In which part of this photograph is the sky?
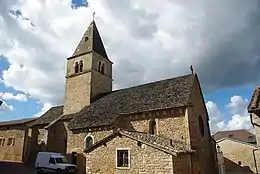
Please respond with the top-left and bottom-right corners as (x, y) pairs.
(0, 0), (259, 134)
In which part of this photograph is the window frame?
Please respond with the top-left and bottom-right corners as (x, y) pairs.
(84, 135), (94, 150)
(101, 63), (105, 74)
(149, 119), (157, 135)
(49, 157), (56, 164)
(0, 138), (5, 146)
(97, 61), (102, 72)
(79, 60), (84, 72)
(116, 148), (130, 169)
(7, 137), (15, 146)
(74, 62), (79, 73)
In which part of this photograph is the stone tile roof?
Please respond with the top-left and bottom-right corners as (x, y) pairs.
(248, 87), (260, 112)
(70, 21), (109, 60)
(85, 129), (193, 155)
(68, 74), (195, 130)
(0, 118), (37, 127)
(212, 129), (256, 144)
(30, 105), (63, 127)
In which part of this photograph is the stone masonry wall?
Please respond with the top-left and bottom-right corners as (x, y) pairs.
(92, 52), (112, 78)
(65, 121), (114, 174)
(0, 126), (26, 162)
(118, 108), (189, 145)
(157, 115), (190, 145)
(188, 77), (218, 174)
(65, 122), (113, 154)
(217, 139), (260, 173)
(85, 136), (174, 174)
(91, 70), (112, 101)
(63, 73), (92, 115)
(66, 53), (92, 76)
(251, 113), (260, 147)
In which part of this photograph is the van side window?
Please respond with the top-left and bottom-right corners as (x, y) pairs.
(49, 157), (55, 164)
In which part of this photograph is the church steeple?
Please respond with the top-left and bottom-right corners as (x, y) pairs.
(72, 20), (109, 59)
(63, 20), (113, 115)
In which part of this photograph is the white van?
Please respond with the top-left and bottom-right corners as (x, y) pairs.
(35, 152), (77, 174)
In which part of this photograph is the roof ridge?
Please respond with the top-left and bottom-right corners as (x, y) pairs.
(216, 137), (257, 147)
(113, 73), (195, 92)
(214, 129), (253, 134)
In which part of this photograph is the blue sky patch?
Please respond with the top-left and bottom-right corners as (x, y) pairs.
(71, 0), (88, 9)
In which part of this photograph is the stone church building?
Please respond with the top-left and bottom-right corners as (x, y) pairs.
(0, 20), (218, 174)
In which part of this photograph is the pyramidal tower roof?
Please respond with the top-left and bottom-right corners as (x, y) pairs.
(71, 20), (109, 59)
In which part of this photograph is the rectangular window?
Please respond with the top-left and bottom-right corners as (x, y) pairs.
(49, 157), (56, 164)
(117, 150), (129, 167)
(7, 138), (15, 146)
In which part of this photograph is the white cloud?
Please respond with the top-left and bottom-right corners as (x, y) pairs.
(206, 95), (252, 134)
(0, 100), (14, 113)
(206, 101), (226, 133)
(0, 0), (259, 116)
(0, 92), (27, 101)
(33, 102), (52, 117)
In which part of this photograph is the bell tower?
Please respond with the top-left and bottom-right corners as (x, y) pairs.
(63, 20), (113, 115)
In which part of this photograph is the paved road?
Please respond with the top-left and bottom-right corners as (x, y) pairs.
(0, 162), (36, 174)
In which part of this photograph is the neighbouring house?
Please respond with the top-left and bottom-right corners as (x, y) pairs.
(248, 87), (260, 146)
(213, 129), (256, 145)
(0, 118), (36, 163)
(0, 20), (219, 174)
(214, 133), (260, 174)
(214, 87), (260, 174)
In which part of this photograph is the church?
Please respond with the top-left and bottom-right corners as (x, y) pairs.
(0, 20), (218, 174)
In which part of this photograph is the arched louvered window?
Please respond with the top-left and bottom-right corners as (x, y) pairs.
(75, 62), (79, 73)
(98, 61), (102, 72)
(79, 60), (84, 72)
(101, 63), (105, 74)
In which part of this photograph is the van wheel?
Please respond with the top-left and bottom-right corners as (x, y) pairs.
(36, 167), (42, 174)
(56, 169), (62, 174)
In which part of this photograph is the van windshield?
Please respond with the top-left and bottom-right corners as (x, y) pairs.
(55, 157), (68, 164)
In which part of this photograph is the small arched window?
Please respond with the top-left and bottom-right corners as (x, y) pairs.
(84, 136), (94, 149)
(79, 60), (84, 72)
(101, 63), (105, 74)
(74, 62), (79, 73)
(98, 61), (101, 72)
(149, 119), (157, 135)
(198, 116), (204, 137)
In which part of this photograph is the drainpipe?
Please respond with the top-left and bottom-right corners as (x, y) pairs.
(253, 148), (259, 174)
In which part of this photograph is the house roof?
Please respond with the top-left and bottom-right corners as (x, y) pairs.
(68, 74), (196, 130)
(0, 118), (37, 127)
(216, 137), (257, 147)
(85, 129), (193, 155)
(213, 129), (256, 144)
(30, 105), (63, 127)
(69, 20), (109, 60)
(248, 87), (260, 112)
